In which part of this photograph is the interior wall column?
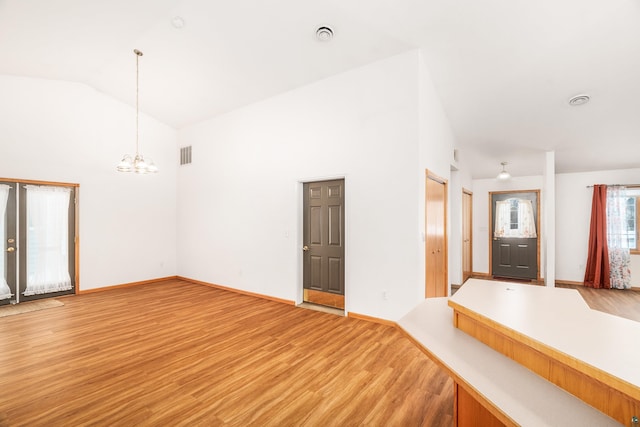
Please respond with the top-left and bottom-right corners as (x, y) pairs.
(543, 151), (556, 286)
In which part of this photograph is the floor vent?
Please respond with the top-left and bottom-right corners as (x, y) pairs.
(180, 146), (192, 165)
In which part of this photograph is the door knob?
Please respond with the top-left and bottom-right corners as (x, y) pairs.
(302, 245), (309, 252)
(7, 247), (15, 252)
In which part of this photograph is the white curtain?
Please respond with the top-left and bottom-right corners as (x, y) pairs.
(0, 184), (12, 300)
(607, 185), (631, 289)
(23, 185), (72, 296)
(494, 198), (537, 238)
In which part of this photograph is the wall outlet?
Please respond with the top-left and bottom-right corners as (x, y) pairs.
(382, 290), (388, 300)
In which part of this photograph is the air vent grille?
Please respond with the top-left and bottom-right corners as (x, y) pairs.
(180, 146), (192, 165)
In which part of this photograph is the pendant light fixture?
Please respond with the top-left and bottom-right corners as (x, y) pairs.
(497, 162), (511, 180)
(117, 49), (158, 174)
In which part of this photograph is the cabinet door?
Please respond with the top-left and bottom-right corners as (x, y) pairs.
(455, 383), (505, 427)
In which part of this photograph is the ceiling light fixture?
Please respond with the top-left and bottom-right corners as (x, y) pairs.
(497, 162), (511, 180)
(568, 94), (590, 106)
(117, 49), (158, 174)
(316, 26), (334, 42)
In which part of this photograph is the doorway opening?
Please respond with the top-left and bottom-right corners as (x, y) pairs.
(1, 179), (78, 306)
(425, 171), (448, 298)
(462, 189), (473, 284)
(489, 190), (540, 281)
(301, 179), (345, 310)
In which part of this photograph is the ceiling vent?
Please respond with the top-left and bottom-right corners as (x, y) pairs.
(180, 146), (192, 165)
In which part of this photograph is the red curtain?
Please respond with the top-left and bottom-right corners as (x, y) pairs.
(584, 185), (610, 288)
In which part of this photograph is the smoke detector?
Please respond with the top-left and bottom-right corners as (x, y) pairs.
(171, 16), (185, 29)
(316, 26), (334, 42)
(568, 94), (590, 106)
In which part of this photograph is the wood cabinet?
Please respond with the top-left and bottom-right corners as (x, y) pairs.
(455, 384), (504, 427)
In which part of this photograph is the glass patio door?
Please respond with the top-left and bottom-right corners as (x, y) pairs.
(0, 180), (76, 304)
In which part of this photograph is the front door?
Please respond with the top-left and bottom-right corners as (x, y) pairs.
(303, 179), (345, 309)
(491, 191), (539, 280)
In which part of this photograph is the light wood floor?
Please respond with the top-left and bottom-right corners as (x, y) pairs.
(0, 280), (453, 426)
(558, 284), (640, 322)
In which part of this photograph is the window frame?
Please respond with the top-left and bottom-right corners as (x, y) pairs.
(632, 194), (640, 254)
(627, 186), (640, 255)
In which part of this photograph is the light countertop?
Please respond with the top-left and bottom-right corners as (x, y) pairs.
(448, 279), (640, 394)
(398, 296), (621, 426)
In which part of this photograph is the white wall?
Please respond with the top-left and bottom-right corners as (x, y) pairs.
(543, 151), (556, 286)
(177, 50), (456, 320)
(471, 175), (544, 276)
(556, 168), (640, 287)
(0, 75), (178, 290)
(418, 52), (460, 291)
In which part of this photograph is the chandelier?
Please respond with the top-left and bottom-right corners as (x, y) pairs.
(117, 49), (158, 174)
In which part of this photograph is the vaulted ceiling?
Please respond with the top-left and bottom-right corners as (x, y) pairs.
(1, 0), (639, 178)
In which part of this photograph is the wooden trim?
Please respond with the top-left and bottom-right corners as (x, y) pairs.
(2, 177), (81, 296)
(488, 189), (541, 281)
(74, 187), (80, 294)
(347, 312), (396, 327)
(397, 325), (517, 427)
(553, 279), (640, 290)
(77, 276), (179, 294)
(449, 301), (640, 424)
(426, 170), (448, 185)
(555, 279), (585, 286)
(178, 276), (296, 305)
(0, 177), (79, 187)
(471, 272), (492, 279)
(489, 188), (541, 195)
(462, 189), (473, 284)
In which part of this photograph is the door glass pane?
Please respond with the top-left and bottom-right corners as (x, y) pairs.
(23, 185), (73, 296)
(0, 184), (11, 300)
(494, 198), (537, 238)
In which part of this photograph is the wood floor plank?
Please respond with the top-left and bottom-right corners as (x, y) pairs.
(0, 280), (453, 426)
(4, 279), (634, 426)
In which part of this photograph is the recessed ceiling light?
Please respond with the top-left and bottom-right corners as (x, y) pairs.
(568, 94), (590, 106)
(316, 26), (334, 42)
(171, 16), (185, 29)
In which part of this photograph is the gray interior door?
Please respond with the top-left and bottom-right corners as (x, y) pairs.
(491, 191), (538, 280)
(1, 181), (17, 305)
(303, 179), (345, 308)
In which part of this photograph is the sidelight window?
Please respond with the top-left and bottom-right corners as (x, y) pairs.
(612, 187), (640, 252)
